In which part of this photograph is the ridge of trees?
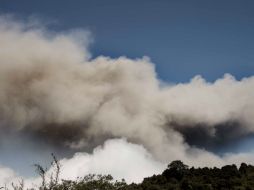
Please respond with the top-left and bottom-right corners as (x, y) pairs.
(4, 158), (254, 190)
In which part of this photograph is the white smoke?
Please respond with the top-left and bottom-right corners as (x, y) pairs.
(1, 15), (254, 186)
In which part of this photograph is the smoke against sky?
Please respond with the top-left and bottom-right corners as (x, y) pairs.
(0, 16), (254, 186)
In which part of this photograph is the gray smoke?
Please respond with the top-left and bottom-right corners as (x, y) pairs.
(172, 121), (247, 153)
(0, 16), (254, 170)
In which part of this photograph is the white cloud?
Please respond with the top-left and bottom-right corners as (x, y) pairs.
(1, 139), (165, 187)
(57, 139), (165, 183)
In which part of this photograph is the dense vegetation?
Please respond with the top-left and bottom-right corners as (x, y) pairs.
(7, 159), (254, 190)
(133, 161), (254, 190)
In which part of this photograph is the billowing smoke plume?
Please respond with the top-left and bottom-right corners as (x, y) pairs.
(1, 16), (254, 185)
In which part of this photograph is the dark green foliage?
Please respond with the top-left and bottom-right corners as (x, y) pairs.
(162, 160), (189, 181)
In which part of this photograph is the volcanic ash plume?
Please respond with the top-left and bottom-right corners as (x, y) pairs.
(1, 16), (254, 185)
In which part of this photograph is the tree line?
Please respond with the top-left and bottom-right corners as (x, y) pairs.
(5, 158), (254, 190)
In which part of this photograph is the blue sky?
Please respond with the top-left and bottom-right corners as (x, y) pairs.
(1, 0), (254, 82)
